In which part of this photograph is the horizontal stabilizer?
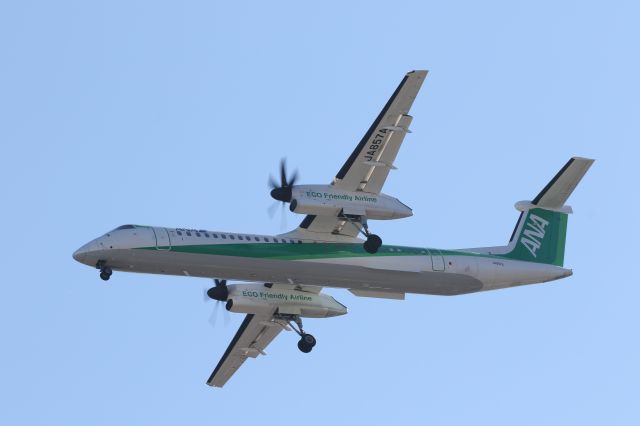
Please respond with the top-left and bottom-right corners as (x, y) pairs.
(532, 157), (594, 209)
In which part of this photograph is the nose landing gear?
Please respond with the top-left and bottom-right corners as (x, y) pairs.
(96, 261), (112, 281)
(99, 268), (112, 281)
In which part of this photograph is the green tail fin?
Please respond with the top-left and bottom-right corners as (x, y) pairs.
(504, 208), (568, 266)
(502, 157), (594, 267)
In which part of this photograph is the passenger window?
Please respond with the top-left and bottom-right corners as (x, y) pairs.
(186, 231), (192, 236)
(177, 230), (182, 236)
(246, 236), (251, 241)
(213, 234), (218, 238)
(196, 232), (201, 237)
(238, 235), (243, 240)
(204, 233), (210, 238)
(221, 234), (227, 239)
(264, 238), (270, 242)
(230, 235), (235, 240)
(290, 240), (295, 244)
(254, 236), (260, 241)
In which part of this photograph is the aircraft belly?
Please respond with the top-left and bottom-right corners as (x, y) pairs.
(303, 255), (426, 272)
(103, 250), (484, 296)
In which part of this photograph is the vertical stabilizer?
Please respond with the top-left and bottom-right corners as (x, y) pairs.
(504, 157), (594, 266)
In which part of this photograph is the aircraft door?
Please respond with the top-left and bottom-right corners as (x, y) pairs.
(428, 249), (445, 271)
(152, 227), (172, 250)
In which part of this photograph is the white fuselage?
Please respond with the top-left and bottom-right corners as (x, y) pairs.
(73, 225), (572, 296)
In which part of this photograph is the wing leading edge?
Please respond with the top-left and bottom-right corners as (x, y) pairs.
(207, 311), (285, 388)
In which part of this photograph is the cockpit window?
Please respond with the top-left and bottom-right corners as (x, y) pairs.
(113, 225), (135, 231)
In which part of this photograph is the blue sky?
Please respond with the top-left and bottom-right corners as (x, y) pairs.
(1, 1), (638, 424)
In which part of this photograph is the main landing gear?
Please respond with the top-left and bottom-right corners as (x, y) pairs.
(341, 214), (383, 254)
(280, 314), (317, 353)
(96, 261), (112, 281)
(363, 234), (382, 254)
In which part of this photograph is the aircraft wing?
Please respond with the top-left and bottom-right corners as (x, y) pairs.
(292, 71), (427, 239)
(207, 311), (286, 388)
(332, 70), (427, 194)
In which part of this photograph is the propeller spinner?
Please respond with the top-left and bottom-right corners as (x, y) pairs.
(206, 279), (228, 302)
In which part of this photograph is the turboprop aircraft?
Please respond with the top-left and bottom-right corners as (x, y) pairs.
(73, 70), (594, 388)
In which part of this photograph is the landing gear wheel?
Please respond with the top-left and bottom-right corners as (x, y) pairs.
(363, 234), (382, 254)
(301, 333), (316, 347)
(99, 266), (112, 281)
(297, 339), (313, 353)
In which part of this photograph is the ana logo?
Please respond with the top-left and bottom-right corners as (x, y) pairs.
(520, 214), (549, 257)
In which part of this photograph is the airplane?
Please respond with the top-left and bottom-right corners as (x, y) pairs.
(73, 70), (594, 388)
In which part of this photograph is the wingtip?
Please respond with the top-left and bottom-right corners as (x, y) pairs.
(571, 156), (595, 163)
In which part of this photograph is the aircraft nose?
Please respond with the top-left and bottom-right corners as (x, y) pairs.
(72, 245), (88, 262)
(73, 241), (98, 263)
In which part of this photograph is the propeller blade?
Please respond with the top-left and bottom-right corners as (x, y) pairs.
(208, 301), (220, 327)
(288, 169), (299, 187)
(268, 200), (280, 219)
(280, 202), (287, 231)
(223, 305), (231, 327)
(268, 174), (279, 190)
(280, 158), (287, 187)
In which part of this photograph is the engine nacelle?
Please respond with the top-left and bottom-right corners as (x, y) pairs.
(289, 185), (412, 220)
(225, 298), (273, 316)
(225, 284), (347, 318)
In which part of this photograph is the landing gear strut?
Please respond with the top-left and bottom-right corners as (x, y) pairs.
(279, 314), (317, 353)
(96, 261), (112, 281)
(341, 214), (383, 254)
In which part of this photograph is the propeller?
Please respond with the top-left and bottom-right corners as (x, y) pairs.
(206, 279), (228, 302)
(268, 158), (298, 230)
(269, 158), (298, 203)
(204, 279), (230, 327)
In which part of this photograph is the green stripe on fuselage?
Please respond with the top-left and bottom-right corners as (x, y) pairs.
(136, 242), (501, 261)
